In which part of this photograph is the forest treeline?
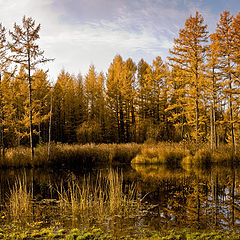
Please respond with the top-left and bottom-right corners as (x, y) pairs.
(1, 10), (240, 153)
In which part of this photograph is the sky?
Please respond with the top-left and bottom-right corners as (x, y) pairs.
(0, 0), (240, 81)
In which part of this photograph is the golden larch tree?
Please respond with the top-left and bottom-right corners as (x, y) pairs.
(168, 11), (208, 144)
(8, 16), (53, 160)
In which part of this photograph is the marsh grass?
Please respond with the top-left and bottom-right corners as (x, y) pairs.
(2, 142), (240, 168)
(132, 142), (240, 166)
(8, 174), (32, 221)
(2, 143), (141, 168)
(57, 169), (140, 223)
(181, 143), (240, 166)
(132, 142), (189, 165)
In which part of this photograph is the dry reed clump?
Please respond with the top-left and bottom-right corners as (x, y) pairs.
(132, 142), (189, 165)
(181, 143), (240, 166)
(4, 147), (31, 167)
(57, 169), (140, 222)
(1, 143), (141, 168)
(8, 175), (32, 221)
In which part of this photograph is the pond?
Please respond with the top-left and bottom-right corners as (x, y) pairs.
(0, 163), (240, 236)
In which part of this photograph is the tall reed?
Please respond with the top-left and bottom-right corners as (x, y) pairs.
(57, 169), (140, 222)
(8, 174), (32, 221)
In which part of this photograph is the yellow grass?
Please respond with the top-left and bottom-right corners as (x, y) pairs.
(8, 174), (32, 221)
(57, 169), (140, 222)
(132, 142), (189, 165)
(2, 142), (240, 168)
(2, 143), (141, 168)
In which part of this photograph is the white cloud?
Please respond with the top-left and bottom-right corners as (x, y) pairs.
(0, 0), (224, 81)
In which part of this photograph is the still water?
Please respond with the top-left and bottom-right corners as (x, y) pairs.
(0, 163), (240, 234)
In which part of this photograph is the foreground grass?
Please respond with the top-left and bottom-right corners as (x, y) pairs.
(1, 227), (240, 239)
(57, 169), (140, 222)
(2, 142), (240, 168)
(4, 169), (141, 227)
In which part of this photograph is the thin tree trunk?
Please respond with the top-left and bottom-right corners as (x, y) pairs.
(126, 102), (130, 142)
(195, 53), (199, 147)
(211, 67), (217, 151)
(195, 99), (199, 145)
(229, 94), (235, 154)
(28, 50), (34, 161)
(210, 103), (217, 152)
(210, 105), (214, 151)
(228, 67), (235, 154)
(119, 94), (125, 143)
(131, 100), (136, 142)
(48, 90), (53, 161)
(213, 99), (217, 150)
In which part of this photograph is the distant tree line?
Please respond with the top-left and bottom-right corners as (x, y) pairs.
(1, 10), (240, 156)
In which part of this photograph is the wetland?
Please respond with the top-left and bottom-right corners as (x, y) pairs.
(1, 152), (240, 239)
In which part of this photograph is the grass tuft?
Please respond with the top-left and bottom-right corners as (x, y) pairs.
(132, 142), (189, 165)
(8, 174), (32, 221)
(57, 169), (140, 222)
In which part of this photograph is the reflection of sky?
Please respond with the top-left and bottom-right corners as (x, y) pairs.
(0, 0), (240, 80)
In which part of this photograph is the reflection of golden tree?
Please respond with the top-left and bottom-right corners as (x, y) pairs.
(166, 174), (210, 227)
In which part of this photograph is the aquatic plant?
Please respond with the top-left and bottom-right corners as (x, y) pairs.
(57, 169), (140, 222)
(8, 174), (32, 221)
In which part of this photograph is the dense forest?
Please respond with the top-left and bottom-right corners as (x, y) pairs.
(0, 10), (240, 154)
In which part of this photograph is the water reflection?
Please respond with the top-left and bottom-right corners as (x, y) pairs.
(0, 164), (240, 233)
(131, 164), (240, 230)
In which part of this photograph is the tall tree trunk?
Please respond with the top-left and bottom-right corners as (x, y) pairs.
(48, 90), (53, 161)
(195, 65), (199, 146)
(228, 62), (235, 153)
(126, 104), (130, 142)
(210, 104), (217, 152)
(213, 99), (217, 150)
(131, 100), (136, 142)
(28, 50), (34, 161)
(210, 105), (213, 151)
(229, 81), (235, 154)
(119, 94), (125, 143)
(195, 99), (199, 145)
